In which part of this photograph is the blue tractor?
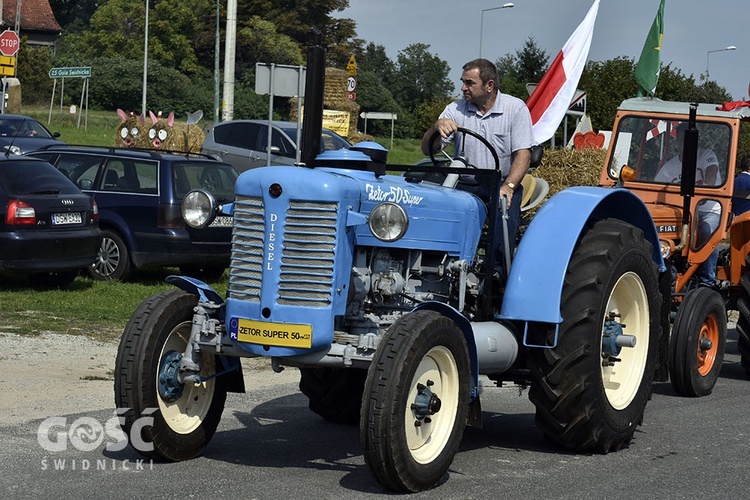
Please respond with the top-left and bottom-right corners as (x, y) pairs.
(114, 37), (666, 492)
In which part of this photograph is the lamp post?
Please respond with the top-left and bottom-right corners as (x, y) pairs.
(142, 0), (149, 116)
(706, 45), (736, 81)
(479, 3), (514, 59)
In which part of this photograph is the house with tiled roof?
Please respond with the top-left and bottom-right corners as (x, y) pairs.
(2, 0), (61, 48)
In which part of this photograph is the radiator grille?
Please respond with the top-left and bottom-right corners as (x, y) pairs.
(278, 201), (337, 307)
(228, 196), (338, 307)
(228, 196), (264, 301)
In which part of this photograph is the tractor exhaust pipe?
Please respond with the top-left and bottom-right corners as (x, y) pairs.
(300, 27), (326, 168)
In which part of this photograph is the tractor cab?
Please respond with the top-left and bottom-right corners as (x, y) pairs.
(599, 98), (750, 294)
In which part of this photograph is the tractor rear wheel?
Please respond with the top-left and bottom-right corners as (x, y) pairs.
(361, 310), (469, 492)
(668, 287), (726, 396)
(736, 259), (750, 376)
(528, 218), (661, 452)
(299, 367), (367, 425)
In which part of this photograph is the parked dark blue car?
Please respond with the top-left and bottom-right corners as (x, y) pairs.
(0, 155), (101, 287)
(28, 146), (238, 281)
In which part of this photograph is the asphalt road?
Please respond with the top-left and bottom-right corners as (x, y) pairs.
(2, 326), (749, 500)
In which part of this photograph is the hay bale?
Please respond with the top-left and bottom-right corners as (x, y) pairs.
(115, 109), (145, 148)
(522, 148), (606, 222)
(115, 110), (204, 153)
(534, 148), (606, 195)
(290, 67), (361, 140)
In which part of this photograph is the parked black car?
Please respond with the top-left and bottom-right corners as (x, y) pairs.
(0, 114), (64, 154)
(0, 155), (101, 287)
(28, 146), (238, 282)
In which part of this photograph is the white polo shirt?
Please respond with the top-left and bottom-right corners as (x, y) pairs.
(439, 92), (535, 178)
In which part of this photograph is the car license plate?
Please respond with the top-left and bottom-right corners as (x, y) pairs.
(234, 318), (312, 348)
(52, 212), (82, 225)
(209, 216), (233, 227)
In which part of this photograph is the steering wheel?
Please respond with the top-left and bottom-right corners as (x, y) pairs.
(427, 126), (500, 172)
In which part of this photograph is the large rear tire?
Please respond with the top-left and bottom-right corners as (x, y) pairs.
(114, 290), (227, 461)
(735, 259), (750, 376)
(299, 367), (367, 425)
(528, 219), (661, 452)
(361, 310), (470, 492)
(669, 287), (726, 396)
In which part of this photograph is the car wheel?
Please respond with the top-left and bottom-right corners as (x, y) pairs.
(88, 229), (131, 281)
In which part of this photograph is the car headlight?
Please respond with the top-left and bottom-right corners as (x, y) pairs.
(368, 202), (408, 242)
(182, 189), (217, 229)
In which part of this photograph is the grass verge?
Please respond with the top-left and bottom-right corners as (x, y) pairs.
(0, 270), (228, 342)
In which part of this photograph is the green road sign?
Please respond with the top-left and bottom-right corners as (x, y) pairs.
(49, 67), (92, 79)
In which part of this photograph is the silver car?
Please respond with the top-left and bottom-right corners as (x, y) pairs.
(201, 119), (351, 172)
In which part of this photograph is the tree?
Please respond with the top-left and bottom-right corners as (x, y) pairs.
(56, 0), (208, 73)
(17, 40), (54, 104)
(392, 43), (453, 111)
(358, 43), (396, 89)
(237, 0), (354, 55)
(495, 37), (549, 99)
(234, 16), (305, 74)
(48, 0), (99, 33)
(579, 57), (638, 131)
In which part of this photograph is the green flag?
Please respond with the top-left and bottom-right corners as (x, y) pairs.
(635, 0), (665, 97)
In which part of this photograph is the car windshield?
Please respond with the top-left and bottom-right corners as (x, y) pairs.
(0, 160), (80, 195)
(606, 116), (731, 187)
(171, 161), (238, 201)
(0, 118), (54, 139)
(278, 125), (351, 152)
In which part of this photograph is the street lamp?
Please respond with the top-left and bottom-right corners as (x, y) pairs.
(142, 0), (149, 116)
(706, 45), (736, 80)
(479, 3), (514, 59)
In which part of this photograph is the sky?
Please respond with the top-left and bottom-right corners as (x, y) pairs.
(335, 0), (749, 103)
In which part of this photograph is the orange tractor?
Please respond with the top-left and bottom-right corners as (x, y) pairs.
(600, 98), (750, 396)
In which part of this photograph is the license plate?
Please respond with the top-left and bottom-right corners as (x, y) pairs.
(52, 212), (82, 225)
(209, 216), (233, 227)
(234, 318), (312, 348)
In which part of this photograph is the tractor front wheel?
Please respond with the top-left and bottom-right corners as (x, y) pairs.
(669, 287), (726, 396)
(114, 290), (227, 461)
(360, 310), (470, 492)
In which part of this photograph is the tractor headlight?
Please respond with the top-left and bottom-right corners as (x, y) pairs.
(182, 189), (217, 229)
(369, 202), (408, 242)
(659, 239), (673, 259)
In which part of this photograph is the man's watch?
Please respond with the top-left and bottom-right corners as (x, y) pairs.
(504, 182), (516, 190)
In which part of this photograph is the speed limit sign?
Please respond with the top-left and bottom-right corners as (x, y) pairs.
(346, 76), (356, 92)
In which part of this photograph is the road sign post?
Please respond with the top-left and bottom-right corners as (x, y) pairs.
(0, 31), (19, 114)
(48, 67), (93, 129)
(0, 30), (19, 57)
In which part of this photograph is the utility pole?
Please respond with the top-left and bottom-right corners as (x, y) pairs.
(221, 0), (236, 121)
(141, 0), (149, 116)
(213, 0), (220, 123)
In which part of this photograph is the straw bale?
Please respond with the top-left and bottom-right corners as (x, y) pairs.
(289, 67), (360, 139)
(522, 147), (606, 223)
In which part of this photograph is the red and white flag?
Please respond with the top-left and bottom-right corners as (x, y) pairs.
(527, 0), (599, 144)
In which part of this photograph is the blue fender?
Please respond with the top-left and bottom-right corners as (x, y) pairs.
(165, 275), (224, 305)
(414, 301), (480, 402)
(499, 186), (664, 326)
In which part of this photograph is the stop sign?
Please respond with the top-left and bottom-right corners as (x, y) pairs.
(0, 31), (19, 57)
